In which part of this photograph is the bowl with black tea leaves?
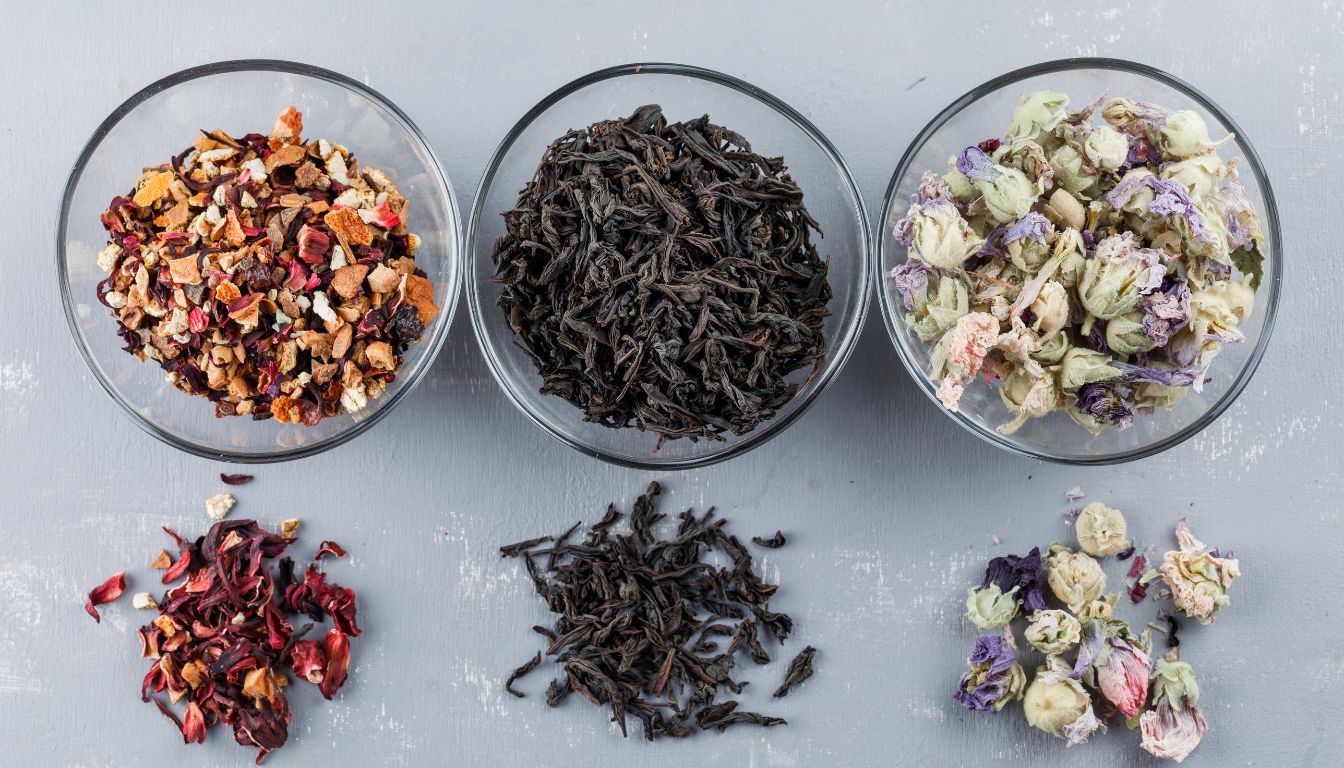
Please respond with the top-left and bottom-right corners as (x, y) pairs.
(468, 63), (871, 469)
(878, 58), (1281, 464)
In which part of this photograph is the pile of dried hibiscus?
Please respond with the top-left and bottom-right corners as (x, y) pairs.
(95, 106), (437, 423)
(138, 519), (358, 763)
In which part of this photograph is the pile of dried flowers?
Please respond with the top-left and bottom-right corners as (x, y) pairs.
(891, 91), (1264, 434)
(95, 106), (437, 423)
(84, 514), (359, 764)
(954, 501), (1239, 762)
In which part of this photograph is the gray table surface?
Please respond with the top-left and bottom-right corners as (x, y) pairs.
(4, 2), (1341, 766)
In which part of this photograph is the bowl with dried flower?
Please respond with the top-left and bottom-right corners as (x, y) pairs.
(878, 58), (1280, 464)
(59, 60), (461, 462)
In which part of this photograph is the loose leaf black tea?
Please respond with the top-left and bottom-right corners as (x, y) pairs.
(772, 645), (816, 698)
(500, 482), (815, 739)
(491, 105), (832, 445)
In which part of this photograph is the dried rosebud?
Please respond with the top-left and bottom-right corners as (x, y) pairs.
(1004, 90), (1070, 144)
(1159, 110), (1231, 159)
(895, 200), (984, 270)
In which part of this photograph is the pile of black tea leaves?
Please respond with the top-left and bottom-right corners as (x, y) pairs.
(500, 482), (817, 739)
(490, 104), (832, 446)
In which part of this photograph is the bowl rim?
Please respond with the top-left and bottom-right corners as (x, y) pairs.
(56, 58), (463, 464)
(876, 56), (1283, 465)
(466, 61), (873, 470)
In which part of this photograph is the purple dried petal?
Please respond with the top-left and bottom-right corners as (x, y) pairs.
(1003, 212), (1051, 244)
(1115, 363), (1197, 388)
(1071, 620), (1106, 679)
(956, 146), (997, 181)
(1077, 383), (1135, 430)
(982, 547), (1047, 614)
(955, 634), (1018, 712)
(889, 261), (933, 311)
(1145, 178), (1216, 244)
(1226, 211), (1252, 250)
(977, 224), (1009, 260)
(1140, 279), (1192, 346)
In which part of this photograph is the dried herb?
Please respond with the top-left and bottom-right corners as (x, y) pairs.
(505, 652), (542, 699)
(491, 105), (831, 446)
(139, 519), (360, 764)
(84, 571), (126, 622)
(501, 481), (814, 739)
(95, 107), (437, 424)
(751, 531), (787, 549)
(772, 645), (816, 697)
(221, 473), (255, 486)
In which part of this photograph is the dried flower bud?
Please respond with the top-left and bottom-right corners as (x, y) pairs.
(907, 272), (971, 342)
(1046, 544), (1106, 614)
(1057, 347), (1121, 393)
(1048, 143), (1099, 196)
(965, 584), (1021, 630)
(1005, 90), (1070, 144)
(1084, 123), (1129, 172)
(1140, 657), (1208, 762)
(1095, 632), (1152, 718)
(1029, 280), (1070, 337)
(1160, 520), (1240, 624)
(898, 200), (985, 270)
(1023, 610), (1081, 655)
(1159, 110), (1231, 159)
(1043, 188), (1086, 230)
(1075, 502), (1130, 557)
(1023, 656), (1102, 740)
(1078, 235), (1166, 319)
(954, 633), (1026, 713)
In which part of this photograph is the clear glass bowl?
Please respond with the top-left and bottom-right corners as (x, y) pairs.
(878, 58), (1281, 464)
(468, 63), (871, 469)
(58, 60), (461, 463)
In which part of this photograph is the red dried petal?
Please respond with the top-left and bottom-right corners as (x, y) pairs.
(283, 260), (308, 292)
(220, 473), (255, 486)
(1127, 554), (1148, 579)
(314, 541), (347, 560)
(290, 640), (326, 684)
(189, 307), (209, 333)
(85, 571), (126, 622)
(297, 225), (331, 265)
(318, 629), (350, 699)
(181, 704), (206, 747)
(367, 202), (401, 229)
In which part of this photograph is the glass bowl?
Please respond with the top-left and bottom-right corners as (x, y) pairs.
(878, 58), (1281, 464)
(467, 63), (871, 469)
(58, 60), (461, 463)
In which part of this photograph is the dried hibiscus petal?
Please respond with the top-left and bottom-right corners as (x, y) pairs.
(220, 473), (255, 486)
(315, 540), (347, 560)
(85, 571), (126, 622)
(136, 518), (359, 763)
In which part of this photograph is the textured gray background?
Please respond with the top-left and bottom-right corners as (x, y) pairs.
(2, 2), (1341, 766)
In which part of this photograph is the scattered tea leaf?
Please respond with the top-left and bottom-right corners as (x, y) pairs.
(773, 645), (816, 698)
(506, 652), (543, 698)
(751, 531), (787, 549)
(501, 482), (813, 739)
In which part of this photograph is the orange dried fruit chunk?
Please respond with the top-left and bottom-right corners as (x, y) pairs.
(404, 274), (438, 324)
(330, 264), (369, 299)
(323, 207), (372, 247)
(133, 171), (175, 207)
